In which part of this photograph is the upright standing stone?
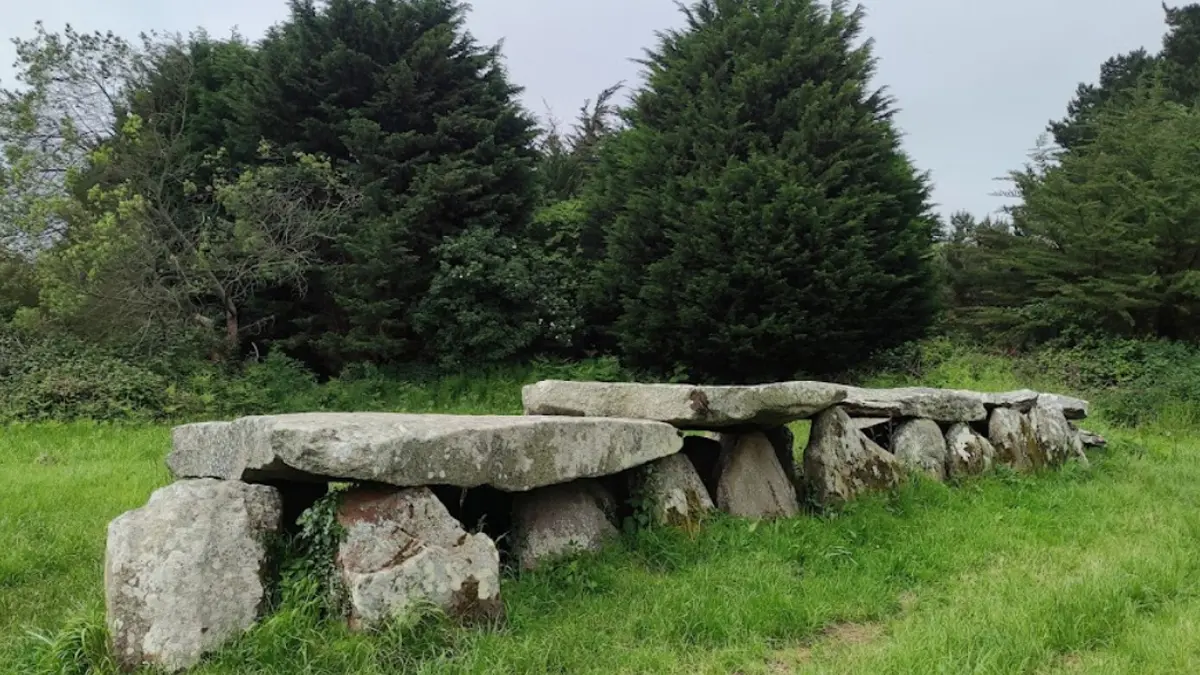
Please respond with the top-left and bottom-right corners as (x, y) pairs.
(803, 407), (903, 507)
(988, 408), (1042, 471)
(1031, 404), (1089, 468)
(715, 432), (800, 519)
(511, 480), (618, 570)
(945, 423), (996, 478)
(892, 419), (949, 480)
(105, 480), (282, 673)
(336, 487), (503, 629)
(629, 454), (714, 527)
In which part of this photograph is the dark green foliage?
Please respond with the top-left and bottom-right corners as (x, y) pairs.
(1048, 49), (1157, 150)
(411, 226), (581, 368)
(943, 4), (1200, 349)
(280, 489), (349, 617)
(535, 83), (624, 203)
(0, 318), (632, 422)
(947, 85), (1200, 345)
(0, 330), (170, 422)
(0, 251), (38, 322)
(584, 0), (937, 383)
(251, 0), (541, 369)
(1050, 3), (1200, 150)
(1028, 339), (1200, 429)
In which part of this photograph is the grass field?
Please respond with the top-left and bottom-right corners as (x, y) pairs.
(3, 351), (1199, 673)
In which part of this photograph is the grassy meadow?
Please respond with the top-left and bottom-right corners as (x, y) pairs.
(2, 347), (1200, 673)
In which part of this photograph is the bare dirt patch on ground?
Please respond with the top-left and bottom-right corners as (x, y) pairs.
(766, 621), (887, 673)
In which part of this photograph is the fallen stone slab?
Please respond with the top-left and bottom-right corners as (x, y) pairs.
(521, 380), (847, 429)
(105, 479), (281, 672)
(511, 480), (618, 570)
(629, 453), (714, 527)
(892, 419), (948, 480)
(337, 486), (502, 630)
(840, 387), (987, 422)
(1075, 427), (1107, 448)
(715, 432), (800, 519)
(1037, 393), (1089, 420)
(803, 407), (903, 507)
(945, 423), (996, 478)
(169, 413), (683, 493)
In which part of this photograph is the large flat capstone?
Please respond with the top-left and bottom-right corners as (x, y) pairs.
(521, 380), (847, 429)
(169, 413), (683, 492)
(840, 387), (988, 422)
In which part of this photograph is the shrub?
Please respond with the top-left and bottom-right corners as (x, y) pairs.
(412, 227), (582, 369)
(0, 332), (169, 422)
(1028, 339), (1200, 428)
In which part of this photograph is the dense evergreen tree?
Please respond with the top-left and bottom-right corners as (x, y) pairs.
(1050, 3), (1200, 150)
(936, 211), (1037, 344)
(944, 6), (1200, 346)
(535, 83), (624, 203)
(1006, 85), (1200, 342)
(252, 0), (541, 370)
(583, 0), (937, 383)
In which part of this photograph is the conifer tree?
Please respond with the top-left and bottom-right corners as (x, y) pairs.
(585, 0), (937, 383)
(1004, 84), (1200, 342)
(253, 0), (540, 369)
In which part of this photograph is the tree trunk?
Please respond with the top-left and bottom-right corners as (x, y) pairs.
(224, 302), (240, 357)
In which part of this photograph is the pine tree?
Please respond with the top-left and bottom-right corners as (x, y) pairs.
(583, 0), (937, 383)
(1050, 3), (1200, 150)
(1004, 84), (1200, 342)
(253, 0), (540, 369)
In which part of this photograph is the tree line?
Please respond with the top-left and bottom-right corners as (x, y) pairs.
(1, 0), (1197, 390)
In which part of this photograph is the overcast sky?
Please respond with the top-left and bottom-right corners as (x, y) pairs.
(0, 0), (1175, 218)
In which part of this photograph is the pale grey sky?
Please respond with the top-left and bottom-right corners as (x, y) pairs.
(0, 0), (1175, 218)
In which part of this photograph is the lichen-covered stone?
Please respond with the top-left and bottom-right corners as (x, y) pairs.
(630, 454), (714, 527)
(511, 480), (618, 570)
(336, 486), (502, 629)
(1031, 404), (1089, 468)
(841, 387), (987, 422)
(988, 408), (1042, 471)
(521, 380), (847, 429)
(105, 479), (281, 672)
(945, 423), (996, 478)
(169, 413), (682, 492)
(715, 432), (800, 519)
(803, 407), (903, 506)
(981, 390), (1040, 412)
(892, 419), (948, 480)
